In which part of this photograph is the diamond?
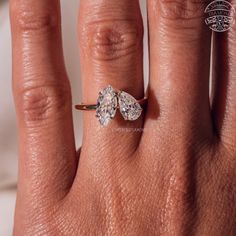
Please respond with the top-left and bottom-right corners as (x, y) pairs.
(118, 91), (142, 121)
(96, 86), (118, 126)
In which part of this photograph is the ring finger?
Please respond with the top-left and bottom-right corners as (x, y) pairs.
(77, 0), (144, 161)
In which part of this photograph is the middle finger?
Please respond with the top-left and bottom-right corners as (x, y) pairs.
(143, 0), (213, 147)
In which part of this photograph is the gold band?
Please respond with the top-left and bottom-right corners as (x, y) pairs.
(75, 98), (147, 111)
(75, 104), (97, 111)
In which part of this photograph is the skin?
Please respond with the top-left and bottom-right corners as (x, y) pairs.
(9, 0), (236, 235)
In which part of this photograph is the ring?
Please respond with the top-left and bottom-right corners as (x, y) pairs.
(75, 85), (147, 126)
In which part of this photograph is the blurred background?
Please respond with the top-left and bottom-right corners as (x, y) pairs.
(0, 0), (148, 235)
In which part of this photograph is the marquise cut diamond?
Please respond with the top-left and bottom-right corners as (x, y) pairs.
(96, 86), (118, 126)
(118, 91), (142, 121)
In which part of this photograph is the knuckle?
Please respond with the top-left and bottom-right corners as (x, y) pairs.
(16, 80), (71, 126)
(80, 20), (143, 61)
(155, 0), (206, 21)
(11, 4), (58, 32)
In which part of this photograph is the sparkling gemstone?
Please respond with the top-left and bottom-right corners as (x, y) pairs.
(96, 86), (118, 126)
(118, 91), (142, 121)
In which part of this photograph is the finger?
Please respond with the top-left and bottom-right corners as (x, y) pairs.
(143, 0), (213, 143)
(78, 0), (144, 158)
(212, 17), (236, 151)
(10, 0), (77, 204)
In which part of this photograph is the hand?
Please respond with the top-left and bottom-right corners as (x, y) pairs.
(10, 0), (236, 235)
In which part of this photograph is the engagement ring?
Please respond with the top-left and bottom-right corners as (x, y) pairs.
(75, 85), (147, 126)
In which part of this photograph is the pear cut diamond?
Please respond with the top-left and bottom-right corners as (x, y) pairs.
(118, 91), (142, 121)
(96, 86), (118, 126)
